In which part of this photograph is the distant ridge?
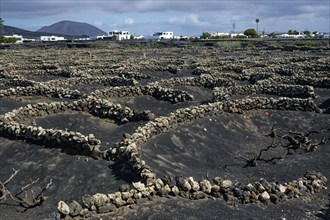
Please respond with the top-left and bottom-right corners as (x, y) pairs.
(37, 20), (107, 37)
(3, 25), (79, 39)
(3, 25), (53, 39)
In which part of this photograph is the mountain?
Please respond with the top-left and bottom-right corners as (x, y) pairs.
(3, 25), (43, 38)
(37, 20), (107, 37)
(2, 25), (76, 39)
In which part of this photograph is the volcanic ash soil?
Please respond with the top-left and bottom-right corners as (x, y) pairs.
(0, 44), (329, 219)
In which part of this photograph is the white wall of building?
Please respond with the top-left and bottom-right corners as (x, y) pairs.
(145, 32), (174, 40)
(40, 36), (66, 42)
(108, 30), (130, 40)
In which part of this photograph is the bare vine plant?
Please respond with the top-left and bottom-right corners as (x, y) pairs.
(0, 168), (52, 210)
(229, 125), (329, 168)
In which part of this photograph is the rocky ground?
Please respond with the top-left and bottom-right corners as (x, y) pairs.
(0, 40), (329, 220)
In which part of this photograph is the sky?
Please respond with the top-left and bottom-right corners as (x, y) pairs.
(1, 0), (329, 36)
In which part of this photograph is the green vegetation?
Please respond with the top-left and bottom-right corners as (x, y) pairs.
(0, 36), (17, 44)
(303, 40), (317, 46)
(217, 41), (242, 48)
(268, 32), (276, 38)
(288, 29), (300, 35)
(129, 42), (146, 49)
(269, 42), (282, 48)
(303, 30), (311, 36)
(243, 28), (258, 38)
(234, 35), (248, 39)
(200, 32), (211, 39)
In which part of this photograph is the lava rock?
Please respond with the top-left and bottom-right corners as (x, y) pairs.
(191, 191), (206, 200)
(200, 179), (212, 194)
(57, 201), (70, 215)
(119, 184), (130, 192)
(98, 203), (117, 213)
(68, 200), (82, 217)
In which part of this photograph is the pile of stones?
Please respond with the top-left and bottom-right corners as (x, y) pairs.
(0, 97), (154, 158)
(0, 121), (103, 158)
(256, 76), (330, 89)
(150, 74), (235, 89)
(0, 85), (83, 99)
(56, 171), (327, 218)
(108, 96), (321, 187)
(0, 46), (328, 219)
(0, 77), (36, 87)
(42, 76), (138, 88)
(93, 85), (194, 104)
(213, 84), (315, 101)
(89, 99), (153, 124)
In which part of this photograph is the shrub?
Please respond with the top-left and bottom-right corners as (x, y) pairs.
(235, 35), (248, 39)
(217, 41), (242, 48)
(303, 40), (317, 46)
(0, 36), (17, 44)
(200, 32), (211, 39)
(243, 28), (258, 38)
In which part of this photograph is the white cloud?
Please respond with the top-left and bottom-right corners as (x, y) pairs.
(168, 14), (209, 27)
(3, 1), (329, 35)
(124, 18), (135, 25)
(93, 21), (104, 28)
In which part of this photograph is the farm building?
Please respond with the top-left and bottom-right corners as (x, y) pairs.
(40, 36), (66, 42)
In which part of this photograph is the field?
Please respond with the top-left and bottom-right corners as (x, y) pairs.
(0, 40), (329, 219)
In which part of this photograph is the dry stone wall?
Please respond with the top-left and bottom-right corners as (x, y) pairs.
(213, 84), (315, 101)
(0, 46), (329, 219)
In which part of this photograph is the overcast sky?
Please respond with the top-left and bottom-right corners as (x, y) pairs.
(1, 0), (329, 36)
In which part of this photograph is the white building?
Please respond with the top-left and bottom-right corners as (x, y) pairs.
(145, 32), (174, 40)
(108, 30), (130, 40)
(40, 36), (66, 42)
(211, 32), (230, 38)
(277, 33), (305, 38)
(89, 35), (106, 40)
(230, 33), (246, 38)
(211, 32), (246, 38)
(173, 35), (189, 40)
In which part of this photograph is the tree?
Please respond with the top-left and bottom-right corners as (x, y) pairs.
(0, 36), (17, 44)
(200, 32), (211, 39)
(303, 30), (311, 36)
(244, 28), (258, 38)
(268, 32), (276, 38)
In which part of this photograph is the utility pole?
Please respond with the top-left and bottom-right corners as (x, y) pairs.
(256, 18), (260, 35)
(0, 0), (3, 35)
(0, 18), (3, 36)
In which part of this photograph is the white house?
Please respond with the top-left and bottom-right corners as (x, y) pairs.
(230, 33), (246, 38)
(211, 32), (230, 38)
(173, 35), (189, 40)
(89, 35), (107, 40)
(40, 36), (66, 42)
(277, 33), (306, 38)
(108, 30), (130, 40)
(145, 32), (174, 40)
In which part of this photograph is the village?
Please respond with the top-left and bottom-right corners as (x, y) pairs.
(2, 28), (330, 44)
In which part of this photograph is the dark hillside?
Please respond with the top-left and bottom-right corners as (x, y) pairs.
(38, 20), (107, 36)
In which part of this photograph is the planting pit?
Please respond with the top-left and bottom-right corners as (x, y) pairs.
(0, 41), (329, 219)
